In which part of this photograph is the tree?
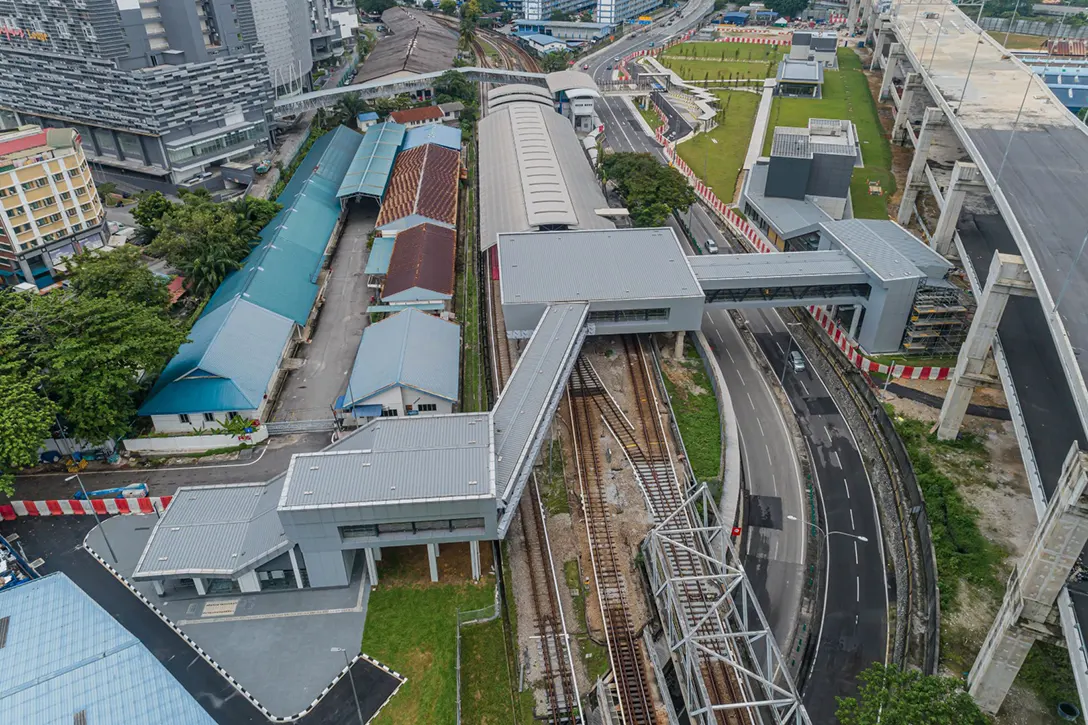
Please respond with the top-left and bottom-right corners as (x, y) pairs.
(461, 0), (481, 23)
(1, 291), (186, 444)
(434, 70), (477, 105)
(550, 10), (572, 20)
(835, 664), (986, 725)
(0, 373), (55, 496)
(177, 241), (243, 299)
(96, 181), (118, 201)
(500, 9), (513, 23)
(439, 0), (457, 14)
(478, 0), (500, 12)
(357, 0), (396, 14)
(132, 190), (174, 244)
(423, 0), (434, 8)
(765, 0), (809, 20)
(230, 196), (281, 244)
(66, 246), (172, 310)
(540, 49), (573, 72)
(599, 152), (697, 227)
(334, 92), (369, 126)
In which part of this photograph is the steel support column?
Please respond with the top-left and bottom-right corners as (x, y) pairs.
(936, 252), (1035, 440)
(970, 444), (1088, 713)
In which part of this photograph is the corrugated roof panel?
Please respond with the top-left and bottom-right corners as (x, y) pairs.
(821, 219), (947, 282)
(743, 162), (834, 238)
(0, 573), (215, 724)
(337, 122), (406, 199)
(280, 413), (492, 508)
(492, 303), (587, 498)
(133, 478), (288, 578)
(402, 124), (463, 152)
(375, 143), (460, 230)
(499, 227), (702, 306)
(383, 223), (456, 299)
(344, 308), (460, 405)
(365, 236), (396, 275)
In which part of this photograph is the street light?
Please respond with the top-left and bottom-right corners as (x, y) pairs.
(331, 647), (365, 725)
(66, 473), (117, 563)
(778, 321), (804, 382)
(787, 514), (869, 542)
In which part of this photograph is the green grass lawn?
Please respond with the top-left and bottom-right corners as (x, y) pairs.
(636, 104), (662, 132)
(660, 56), (777, 84)
(761, 49), (895, 219)
(459, 617), (518, 725)
(666, 41), (787, 61)
(661, 342), (722, 485)
(675, 90), (760, 203)
(361, 555), (496, 724)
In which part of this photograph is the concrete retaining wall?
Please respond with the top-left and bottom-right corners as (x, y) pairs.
(123, 426), (268, 455)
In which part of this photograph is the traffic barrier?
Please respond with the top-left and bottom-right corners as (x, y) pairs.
(1, 496), (173, 520)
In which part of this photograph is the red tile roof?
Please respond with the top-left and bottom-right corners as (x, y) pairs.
(1047, 39), (1087, 57)
(390, 106), (444, 124)
(375, 143), (461, 229)
(383, 223), (456, 298)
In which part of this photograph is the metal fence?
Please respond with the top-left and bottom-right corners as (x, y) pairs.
(454, 587), (501, 725)
(980, 17), (1088, 40)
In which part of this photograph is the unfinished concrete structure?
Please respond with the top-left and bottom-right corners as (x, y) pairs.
(869, 0), (1088, 711)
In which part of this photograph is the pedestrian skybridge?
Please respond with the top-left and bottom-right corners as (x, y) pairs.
(690, 250), (873, 307)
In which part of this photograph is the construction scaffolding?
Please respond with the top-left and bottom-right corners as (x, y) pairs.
(900, 283), (974, 356)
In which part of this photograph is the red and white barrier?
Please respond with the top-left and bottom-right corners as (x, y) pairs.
(654, 130), (954, 381)
(713, 36), (791, 46)
(1, 496), (173, 520)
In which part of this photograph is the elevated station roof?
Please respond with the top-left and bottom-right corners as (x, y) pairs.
(133, 479), (288, 579)
(493, 302), (588, 501)
(689, 249), (868, 288)
(337, 122), (405, 199)
(821, 219), (951, 282)
(280, 413), (494, 509)
(487, 84), (553, 113)
(479, 101), (613, 250)
(545, 70), (600, 95)
(499, 227), (701, 306)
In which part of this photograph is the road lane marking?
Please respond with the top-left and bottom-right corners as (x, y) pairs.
(854, 540), (860, 565)
(771, 472), (778, 495)
(844, 479), (851, 499)
(716, 328), (723, 342)
(756, 418), (765, 436)
(775, 341), (784, 354)
(849, 509), (856, 530)
(829, 452), (841, 468)
(765, 444), (772, 463)
(799, 379), (810, 396)
(773, 540), (779, 560)
(747, 392), (755, 408)
(735, 367), (744, 384)
(856, 577), (860, 602)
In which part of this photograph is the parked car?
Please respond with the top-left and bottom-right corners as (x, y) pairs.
(705, 239), (719, 254)
(790, 350), (806, 373)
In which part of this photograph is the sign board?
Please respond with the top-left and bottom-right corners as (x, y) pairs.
(731, 526), (742, 537)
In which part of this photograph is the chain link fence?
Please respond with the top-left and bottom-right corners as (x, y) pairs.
(455, 587), (501, 725)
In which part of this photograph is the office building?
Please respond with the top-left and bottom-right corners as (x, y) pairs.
(0, 126), (107, 289)
(0, 0), (276, 190)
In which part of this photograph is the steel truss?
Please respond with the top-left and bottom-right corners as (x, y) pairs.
(644, 484), (811, 725)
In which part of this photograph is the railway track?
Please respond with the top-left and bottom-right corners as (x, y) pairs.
(568, 360), (656, 725)
(575, 337), (751, 725)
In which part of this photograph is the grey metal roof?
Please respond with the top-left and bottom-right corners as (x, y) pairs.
(688, 249), (868, 288)
(771, 127), (811, 159)
(132, 479), (289, 579)
(478, 101), (613, 250)
(280, 413), (494, 509)
(499, 227), (703, 305)
(820, 219), (936, 283)
(486, 84), (553, 113)
(0, 573), (216, 725)
(356, 8), (458, 83)
(777, 58), (824, 84)
(545, 70), (599, 95)
(344, 308), (460, 405)
(493, 302), (588, 500)
(336, 122), (406, 199)
(743, 161), (833, 239)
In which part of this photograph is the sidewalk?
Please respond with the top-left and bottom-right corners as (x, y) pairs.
(743, 79), (777, 172)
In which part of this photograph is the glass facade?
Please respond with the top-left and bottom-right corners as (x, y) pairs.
(166, 125), (264, 165)
(117, 133), (145, 163)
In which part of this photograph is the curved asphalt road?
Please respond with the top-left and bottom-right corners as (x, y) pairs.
(587, 16), (889, 715)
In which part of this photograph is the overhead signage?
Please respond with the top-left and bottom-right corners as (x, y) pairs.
(0, 26), (49, 42)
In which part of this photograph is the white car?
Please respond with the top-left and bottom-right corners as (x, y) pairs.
(705, 239), (719, 254)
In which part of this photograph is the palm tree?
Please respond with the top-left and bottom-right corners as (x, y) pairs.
(180, 243), (242, 299)
(333, 93), (368, 126)
(312, 107), (332, 131)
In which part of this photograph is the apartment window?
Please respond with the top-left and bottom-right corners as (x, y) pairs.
(52, 172), (65, 182)
(45, 213), (61, 224)
(35, 178), (48, 188)
(179, 413), (191, 424)
(12, 223), (31, 234)
(0, 187), (13, 198)
(75, 187), (87, 197)
(380, 408), (398, 417)
(65, 207), (78, 217)
(59, 191), (70, 201)
(70, 222), (82, 232)
(5, 207), (23, 218)
(203, 413), (215, 422)
(28, 200), (41, 210)
(80, 203), (91, 212)
(20, 182), (33, 191)
(417, 403), (437, 412)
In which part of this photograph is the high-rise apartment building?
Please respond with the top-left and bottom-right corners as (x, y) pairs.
(594, 0), (661, 25)
(0, 126), (107, 289)
(0, 0), (280, 189)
